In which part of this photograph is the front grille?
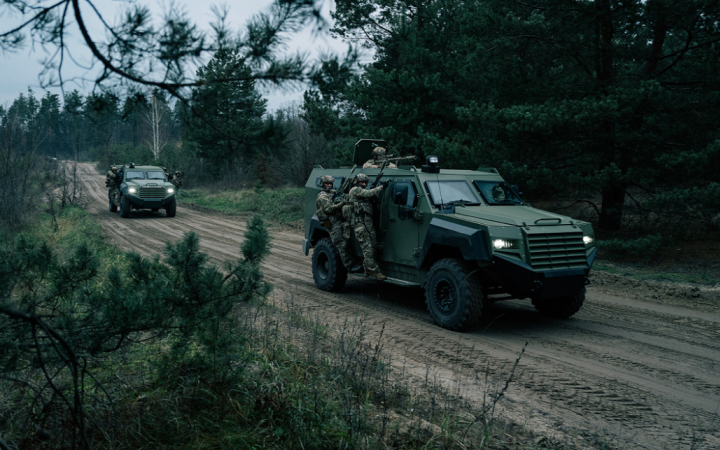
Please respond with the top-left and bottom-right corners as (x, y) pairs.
(139, 187), (166, 199)
(527, 231), (587, 271)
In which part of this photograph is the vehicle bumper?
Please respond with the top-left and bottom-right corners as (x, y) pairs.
(491, 247), (597, 300)
(126, 195), (174, 209)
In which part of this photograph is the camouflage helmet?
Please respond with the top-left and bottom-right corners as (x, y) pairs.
(111, 165), (117, 171)
(372, 147), (387, 158)
(356, 173), (370, 184)
(175, 170), (181, 175)
(320, 175), (335, 191)
(162, 167), (167, 171)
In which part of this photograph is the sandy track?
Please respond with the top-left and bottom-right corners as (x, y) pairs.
(80, 163), (720, 449)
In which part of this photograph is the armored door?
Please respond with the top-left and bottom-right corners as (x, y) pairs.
(380, 179), (421, 267)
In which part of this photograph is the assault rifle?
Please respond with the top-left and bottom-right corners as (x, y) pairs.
(383, 154), (417, 164)
(370, 159), (390, 189)
(332, 164), (357, 203)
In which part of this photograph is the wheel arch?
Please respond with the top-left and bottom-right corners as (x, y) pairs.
(417, 218), (490, 270)
(304, 215), (330, 256)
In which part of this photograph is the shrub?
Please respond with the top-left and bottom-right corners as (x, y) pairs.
(597, 234), (665, 259)
(0, 217), (271, 447)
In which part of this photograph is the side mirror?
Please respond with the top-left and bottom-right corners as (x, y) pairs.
(511, 185), (523, 198)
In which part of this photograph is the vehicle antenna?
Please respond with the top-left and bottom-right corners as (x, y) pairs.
(436, 171), (445, 210)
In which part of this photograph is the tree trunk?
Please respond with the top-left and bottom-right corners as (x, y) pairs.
(595, 0), (624, 231)
(599, 185), (625, 230)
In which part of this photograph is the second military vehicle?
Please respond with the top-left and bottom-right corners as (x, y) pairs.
(110, 164), (177, 218)
(303, 140), (597, 331)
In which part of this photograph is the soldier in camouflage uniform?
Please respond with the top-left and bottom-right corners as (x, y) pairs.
(316, 175), (354, 271)
(346, 173), (386, 280)
(363, 147), (397, 169)
(171, 171), (183, 191)
(105, 165), (121, 207)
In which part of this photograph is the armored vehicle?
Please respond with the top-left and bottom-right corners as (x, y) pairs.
(109, 164), (177, 218)
(303, 140), (597, 331)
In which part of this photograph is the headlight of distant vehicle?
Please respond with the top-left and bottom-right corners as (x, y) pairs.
(492, 239), (519, 250)
(167, 188), (174, 194)
(128, 188), (137, 194)
(583, 236), (594, 245)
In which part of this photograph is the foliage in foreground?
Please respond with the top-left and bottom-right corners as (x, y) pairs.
(0, 209), (270, 449)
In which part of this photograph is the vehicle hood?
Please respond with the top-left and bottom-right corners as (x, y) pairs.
(126, 179), (172, 187)
(453, 205), (573, 227)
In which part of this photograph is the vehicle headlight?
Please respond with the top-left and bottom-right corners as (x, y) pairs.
(167, 188), (174, 194)
(128, 188), (137, 194)
(493, 239), (519, 250)
(583, 236), (594, 245)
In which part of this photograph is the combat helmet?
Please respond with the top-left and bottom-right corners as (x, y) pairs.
(111, 165), (117, 171)
(372, 147), (387, 159)
(355, 173), (370, 185)
(320, 175), (335, 191)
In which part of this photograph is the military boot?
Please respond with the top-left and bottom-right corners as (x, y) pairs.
(368, 271), (387, 281)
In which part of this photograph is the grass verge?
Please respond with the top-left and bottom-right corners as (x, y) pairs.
(177, 186), (304, 228)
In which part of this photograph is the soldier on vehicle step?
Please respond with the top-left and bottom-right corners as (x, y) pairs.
(105, 165), (121, 208)
(316, 175), (355, 271)
(171, 170), (184, 192)
(346, 173), (386, 280)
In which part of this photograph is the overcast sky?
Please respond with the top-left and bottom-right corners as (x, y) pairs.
(0, 0), (357, 111)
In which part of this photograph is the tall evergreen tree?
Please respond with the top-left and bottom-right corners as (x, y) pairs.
(62, 90), (87, 160)
(185, 49), (267, 182)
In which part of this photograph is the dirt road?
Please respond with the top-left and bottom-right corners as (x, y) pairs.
(80, 163), (720, 449)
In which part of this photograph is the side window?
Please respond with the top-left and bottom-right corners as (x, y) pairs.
(392, 180), (417, 207)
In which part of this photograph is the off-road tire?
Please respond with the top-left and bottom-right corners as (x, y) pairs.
(151, 208), (159, 212)
(165, 198), (177, 218)
(119, 195), (131, 218)
(312, 237), (348, 292)
(425, 258), (483, 331)
(109, 194), (117, 213)
(532, 287), (586, 319)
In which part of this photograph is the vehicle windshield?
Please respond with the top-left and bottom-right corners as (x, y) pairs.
(473, 181), (522, 205)
(147, 171), (165, 180)
(125, 171), (145, 180)
(424, 180), (481, 206)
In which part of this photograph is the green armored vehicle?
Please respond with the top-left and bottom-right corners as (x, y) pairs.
(303, 140), (598, 331)
(110, 164), (177, 218)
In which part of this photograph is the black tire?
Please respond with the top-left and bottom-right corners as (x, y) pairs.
(151, 208), (159, 212)
(312, 237), (348, 292)
(165, 198), (176, 218)
(532, 287), (586, 319)
(425, 258), (483, 331)
(119, 195), (131, 218)
(109, 194), (117, 213)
